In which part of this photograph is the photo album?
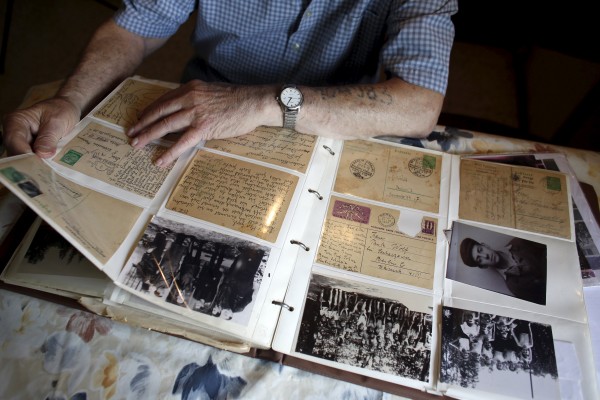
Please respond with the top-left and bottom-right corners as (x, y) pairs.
(0, 76), (597, 399)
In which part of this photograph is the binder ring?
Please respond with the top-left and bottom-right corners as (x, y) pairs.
(290, 240), (310, 251)
(322, 145), (335, 155)
(272, 300), (294, 312)
(308, 188), (323, 200)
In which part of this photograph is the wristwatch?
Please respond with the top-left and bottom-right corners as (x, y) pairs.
(277, 85), (303, 130)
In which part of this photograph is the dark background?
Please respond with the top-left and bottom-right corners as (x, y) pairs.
(1, 0), (598, 151)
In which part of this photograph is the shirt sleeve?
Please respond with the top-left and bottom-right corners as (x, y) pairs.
(382, 0), (458, 95)
(113, 0), (196, 38)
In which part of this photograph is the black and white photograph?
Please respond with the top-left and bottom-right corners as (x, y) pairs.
(295, 273), (432, 382)
(446, 222), (547, 305)
(440, 306), (560, 399)
(119, 216), (270, 325)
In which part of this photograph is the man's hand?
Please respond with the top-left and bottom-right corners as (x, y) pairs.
(127, 80), (278, 167)
(2, 97), (80, 157)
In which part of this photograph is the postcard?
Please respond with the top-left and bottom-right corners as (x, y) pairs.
(316, 195), (438, 290)
(334, 140), (442, 213)
(459, 158), (571, 239)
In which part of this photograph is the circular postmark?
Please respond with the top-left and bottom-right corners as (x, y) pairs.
(378, 212), (396, 228)
(349, 159), (375, 180)
(408, 157), (433, 178)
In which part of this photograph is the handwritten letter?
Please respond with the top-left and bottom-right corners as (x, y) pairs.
(205, 126), (317, 173)
(166, 151), (299, 242)
(93, 79), (173, 129)
(459, 159), (514, 227)
(54, 121), (172, 199)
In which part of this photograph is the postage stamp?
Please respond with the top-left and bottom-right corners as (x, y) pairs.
(60, 149), (83, 166)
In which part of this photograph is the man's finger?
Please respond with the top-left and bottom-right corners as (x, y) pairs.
(131, 109), (192, 149)
(154, 129), (203, 167)
(128, 91), (186, 137)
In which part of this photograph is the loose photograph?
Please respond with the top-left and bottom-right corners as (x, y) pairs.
(440, 306), (560, 399)
(295, 273), (432, 382)
(118, 216), (270, 325)
(446, 222), (547, 305)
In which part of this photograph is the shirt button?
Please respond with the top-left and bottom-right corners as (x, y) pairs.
(306, 11), (312, 17)
(293, 43), (300, 50)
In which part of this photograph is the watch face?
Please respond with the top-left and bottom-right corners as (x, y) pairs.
(280, 87), (303, 109)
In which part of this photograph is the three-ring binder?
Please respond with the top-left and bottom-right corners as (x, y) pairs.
(272, 300), (294, 311)
(290, 239), (310, 251)
(308, 188), (323, 200)
(322, 145), (335, 155)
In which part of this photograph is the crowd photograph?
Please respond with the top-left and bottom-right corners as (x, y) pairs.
(120, 216), (270, 325)
(296, 274), (432, 382)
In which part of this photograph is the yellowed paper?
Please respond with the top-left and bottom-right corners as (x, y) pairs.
(166, 151), (299, 243)
(316, 196), (438, 289)
(53, 121), (172, 199)
(0, 156), (142, 264)
(93, 79), (173, 129)
(204, 126), (317, 173)
(334, 140), (442, 213)
(459, 158), (571, 238)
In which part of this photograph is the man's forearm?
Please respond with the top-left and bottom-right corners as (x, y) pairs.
(56, 19), (166, 115)
(296, 77), (444, 139)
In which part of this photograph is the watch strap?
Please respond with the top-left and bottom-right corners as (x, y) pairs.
(283, 108), (298, 130)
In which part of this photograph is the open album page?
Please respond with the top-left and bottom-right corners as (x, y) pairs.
(273, 139), (451, 389)
(111, 131), (322, 348)
(0, 155), (142, 266)
(0, 78), (192, 281)
(441, 156), (595, 398)
(1, 217), (112, 298)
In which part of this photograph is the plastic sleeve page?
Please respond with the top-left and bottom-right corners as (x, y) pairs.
(273, 141), (449, 334)
(458, 158), (572, 240)
(439, 298), (598, 400)
(443, 221), (586, 322)
(273, 139), (450, 390)
(0, 155), (142, 267)
(108, 135), (325, 348)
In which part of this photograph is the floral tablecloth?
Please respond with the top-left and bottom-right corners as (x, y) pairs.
(1, 126), (599, 400)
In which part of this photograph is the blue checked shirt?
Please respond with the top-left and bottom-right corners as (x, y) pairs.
(114, 0), (457, 94)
